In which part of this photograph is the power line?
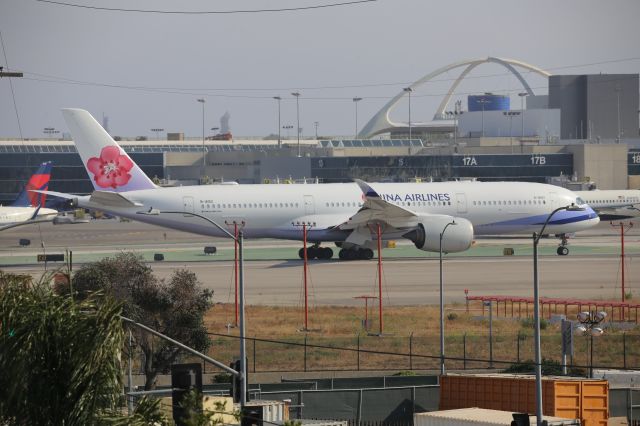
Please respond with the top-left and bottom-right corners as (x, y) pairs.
(34, 0), (377, 14)
(0, 31), (24, 141)
(19, 73), (638, 103)
(20, 56), (640, 95)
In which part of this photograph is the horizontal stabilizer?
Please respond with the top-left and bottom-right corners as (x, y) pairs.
(30, 190), (75, 200)
(89, 191), (143, 208)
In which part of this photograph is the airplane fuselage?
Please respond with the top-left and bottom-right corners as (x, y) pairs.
(76, 181), (599, 242)
(574, 189), (640, 221)
(0, 206), (58, 226)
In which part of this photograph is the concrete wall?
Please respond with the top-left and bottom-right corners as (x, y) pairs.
(549, 74), (639, 140)
(567, 144), (628, 189)
(586, 74), (639, 141)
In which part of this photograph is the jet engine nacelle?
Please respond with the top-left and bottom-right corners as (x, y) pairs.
(404, 215), (474, 253)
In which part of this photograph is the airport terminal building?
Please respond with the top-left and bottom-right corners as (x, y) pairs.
(0, 137), (638, 206)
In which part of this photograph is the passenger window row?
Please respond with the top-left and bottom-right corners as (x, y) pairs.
(201, 202), (300, 209)
(473, 199), (546, 206)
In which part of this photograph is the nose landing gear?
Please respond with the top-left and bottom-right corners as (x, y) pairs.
(556, 233), (570, 256)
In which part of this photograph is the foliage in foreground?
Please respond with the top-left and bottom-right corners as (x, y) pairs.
(0, 270), (125, 425)
(68, 252), (215, 390)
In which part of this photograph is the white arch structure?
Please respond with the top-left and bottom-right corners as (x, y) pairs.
(358, 57), (552, 138)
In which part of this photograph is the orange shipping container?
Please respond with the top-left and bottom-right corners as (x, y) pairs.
(439, 374), (608, 426)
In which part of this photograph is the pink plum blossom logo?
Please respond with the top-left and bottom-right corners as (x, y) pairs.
(87, 146), (133, 189)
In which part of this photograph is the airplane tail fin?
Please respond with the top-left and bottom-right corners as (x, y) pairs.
(62, 108), (157, 192)
(12, 161), (52, 207)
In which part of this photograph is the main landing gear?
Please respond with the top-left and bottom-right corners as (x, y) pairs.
(297, 245), (375, 260)
(298, 245), (333, 260)
(556, 233), (569, 256)
(338, 247), (374, 261)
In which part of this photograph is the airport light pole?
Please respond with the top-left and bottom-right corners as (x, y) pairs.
(150, 128), (164, 140)
(503, 111), (520, 154)
(439, 220), (456, 376)
(353, 97), (362, 139)
(575, 311), (607, 378)
(291, 92), (301, 157)
(136, 209), (248, 408)
(518, 92), (528, 139)
(197, 98), (206, 183)
(532, 203), (584, 426)
(484, 300), (493, 368)
(283, 125), (293, 140)
(43, 127), (59, 139)
(403, 87), (413, 140)
(273, 96), (282, 147)
(477, 98), (489, 138)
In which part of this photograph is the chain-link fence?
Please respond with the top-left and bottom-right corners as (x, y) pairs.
(162, 332), (640, 375)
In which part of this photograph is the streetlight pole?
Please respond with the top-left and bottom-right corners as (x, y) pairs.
(273, 96), (282, 147)
(439, 221), (456, 376)
(291, 92), (301, 157)
(137, 209), (247, 408)
(403, 87), (413, 140)
(197, 99), (206, 183)
(532, 204), (584, 426)
(353, 97), (362, 139)
(518, 92), (528, 139)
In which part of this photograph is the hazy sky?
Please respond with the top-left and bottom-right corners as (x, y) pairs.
(1, 0), (639, 139)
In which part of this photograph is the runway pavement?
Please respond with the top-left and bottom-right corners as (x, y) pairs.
(1, 219), (637, 306)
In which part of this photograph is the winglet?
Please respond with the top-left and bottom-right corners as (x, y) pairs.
(29, 205), (42, 221)
(354, 179), (380, 199)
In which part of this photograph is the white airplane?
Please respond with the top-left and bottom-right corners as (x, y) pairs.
(574, 189), (640, 221)
(0, 162), (58, 229)
(39, 109), (600, 258)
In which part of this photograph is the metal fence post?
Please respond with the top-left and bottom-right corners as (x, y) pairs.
(623, 333), (627, 369)
(517, 333), (521, 363)
(304, 335), (308, 372)
(463, 333), (467, 370)
(409, 333), (413, 370)
(357, 389), (363, 426)
(253, 337), (256, 373)
(357, 335), (360, 371)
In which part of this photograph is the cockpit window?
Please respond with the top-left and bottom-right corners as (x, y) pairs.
(576, 197), (585, 205)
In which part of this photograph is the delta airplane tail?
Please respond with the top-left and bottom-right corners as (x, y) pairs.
(12, 161), (52, 207)
(61, 108), (157, 192)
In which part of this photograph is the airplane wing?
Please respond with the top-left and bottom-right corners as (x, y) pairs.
(339, 179), (418, 230)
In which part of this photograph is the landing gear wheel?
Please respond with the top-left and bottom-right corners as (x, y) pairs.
(307, 247), (318, 259)
(298, 248), (305, 259)
(360, 248), (374, 260)
(557, 246), (569, 256)
(319, 247), (333, 259)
